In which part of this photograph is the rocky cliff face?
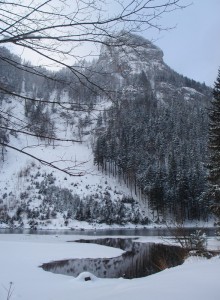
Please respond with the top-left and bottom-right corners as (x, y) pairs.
(98, 33), (164, 78)
(96, 32), (210, 105)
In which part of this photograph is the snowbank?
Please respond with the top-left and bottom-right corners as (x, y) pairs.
(0, 234), (220, 300)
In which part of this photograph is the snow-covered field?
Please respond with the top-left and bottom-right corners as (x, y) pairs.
(0, 234), (220, 300)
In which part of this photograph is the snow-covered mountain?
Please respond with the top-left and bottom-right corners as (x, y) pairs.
(0, 33), (211, 229)
(96, 33), (209, 103)
(94, 33), (211, 222)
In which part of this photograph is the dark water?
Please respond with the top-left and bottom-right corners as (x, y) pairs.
(40, 238), (187, 279)
(0, 227), (217, 236)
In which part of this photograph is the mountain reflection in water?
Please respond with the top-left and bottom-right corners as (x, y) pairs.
(40, 238), (187, 279)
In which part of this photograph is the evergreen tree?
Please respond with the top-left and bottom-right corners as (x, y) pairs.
(208, 68), (220, 222)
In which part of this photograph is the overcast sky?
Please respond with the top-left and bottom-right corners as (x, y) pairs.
(145, 0), (220, 86)
(7, 0), (219, 87)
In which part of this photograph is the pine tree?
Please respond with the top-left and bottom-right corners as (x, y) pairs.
(208, 68), (220, 221)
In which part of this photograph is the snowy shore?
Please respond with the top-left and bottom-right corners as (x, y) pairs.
(0, 234), (220, 300)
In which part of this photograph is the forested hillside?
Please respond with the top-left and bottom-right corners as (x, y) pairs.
(0, 33), (212, 228)
(94, 34), (211, 222)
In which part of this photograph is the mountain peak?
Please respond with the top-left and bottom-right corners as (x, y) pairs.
(98, 32), (164, 78)
(100, 32), (163, 62)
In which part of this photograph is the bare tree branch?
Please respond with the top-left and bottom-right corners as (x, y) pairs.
(0, 125), (83, 142)
(1, 141), (86, 176)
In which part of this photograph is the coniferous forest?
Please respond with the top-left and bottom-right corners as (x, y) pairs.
(94, 82), (210, 221)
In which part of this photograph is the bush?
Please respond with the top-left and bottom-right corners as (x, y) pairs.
(189, 230), (207, 251)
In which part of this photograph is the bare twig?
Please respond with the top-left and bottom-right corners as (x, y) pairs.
(2, 282), (14, 300)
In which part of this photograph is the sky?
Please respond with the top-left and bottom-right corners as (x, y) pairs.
(5, 0), (220, 87)
(147, 0), (220, 86)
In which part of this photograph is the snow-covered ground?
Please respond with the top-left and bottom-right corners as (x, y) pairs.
(0, 234), (220, 300)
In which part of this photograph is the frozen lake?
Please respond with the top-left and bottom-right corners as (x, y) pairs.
(0, 227), (217, 236)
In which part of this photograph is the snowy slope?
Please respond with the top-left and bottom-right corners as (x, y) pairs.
(0, 95), (148, 229)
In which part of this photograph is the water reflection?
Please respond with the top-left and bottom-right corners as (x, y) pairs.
(40, 238), (187, 279)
